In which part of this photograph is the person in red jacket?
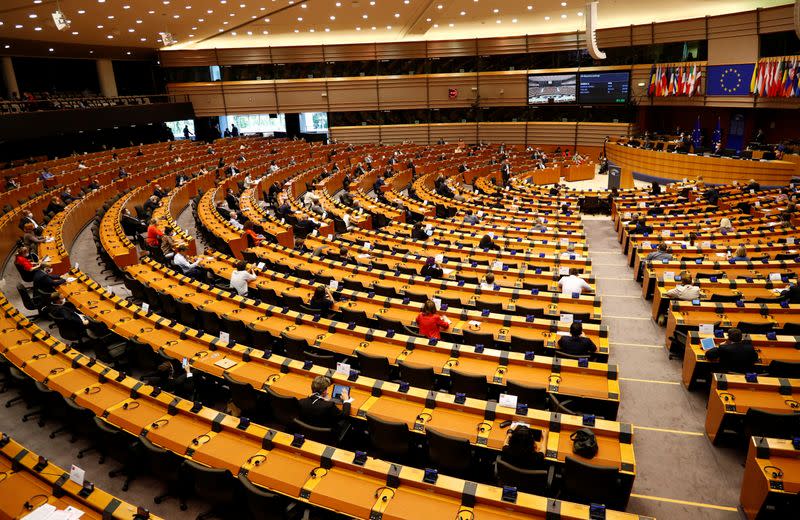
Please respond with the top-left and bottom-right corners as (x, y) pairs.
(146, 219), (164, 247)
(415, 299), (450, 340)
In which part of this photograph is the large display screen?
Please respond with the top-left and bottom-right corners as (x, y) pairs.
(527, 74), (577, 104)
(578, 72), (630, 103)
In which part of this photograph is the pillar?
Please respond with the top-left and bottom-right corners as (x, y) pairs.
(2, 56), (19, 98)
(96, 58), (118, 97)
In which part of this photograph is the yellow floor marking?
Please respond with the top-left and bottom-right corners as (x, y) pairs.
(629, 493), (739, 512)
(634, 425), (705, 436)
(620, 377), (681, 385)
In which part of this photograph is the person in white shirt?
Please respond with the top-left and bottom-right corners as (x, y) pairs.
(558, 268), (592, 295)
(269, 161), (279, 173)
(665, 272), (702, 301)
(560, 245), (585, 261)
(173, 245), (205, 281)
(243, 174), (257, 189)
(230, 260), (257, 296)
(228, 211), (244, 230)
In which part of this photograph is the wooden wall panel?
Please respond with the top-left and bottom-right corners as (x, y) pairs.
(596, 27), (632, 49)
(329, 126), (380, 144)
(323, 43), (377, 62)
(758, 5), (795, 34)
(430, 123), (478, 144)
(527, 123), (576, 145)
(577, 123), (632, 147)
(707, 12), (758, 40)
(166, 82), (225, 117)
(375, 41), (428, 60)
(327, 77), (379, 111)
(378, 124), (429, 144)
(159, 49), (217, 68)
(477, 123), (526, 145)
(477, 72), (527, 107)
(376, 76), (428, 110)
(426, 39), (477, 58)
(477, 36), (528, 56)
(427, 74), (477, 108)
(632, 24), (654, 46)
(528, 32), (584, 52)
(270, 45), (325, 64)
(216, 47), (272, 66)
(218, 82), (278, 114)
(273, 79), (328, 112)
(653, 18), (706, 44)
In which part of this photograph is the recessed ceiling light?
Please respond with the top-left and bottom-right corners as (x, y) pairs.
(107, 35), (113, 39)
(136, 20), (142, 24)
(207, 9), (213, 13)
(231, 31), (237, 35)
(124, 5), (130, 9)
(527, 5), (532, 9)
(297, 17), (303, 21)
(48, 48), (54, 52)
(28, 14), (37, 19)
(495, 19), (500, 23)
(140, 37), (147, 41)
(426, 18), (431, 21)
(330, 15), (335, 20)
(544, 16), (550, 20)
(433, 23), (438, 27)
(577, 11), (584, 16)
(448, 23), (453, 27)
(561, 2), (567, 6)
(265, 18), (270, 22)
(493, 8), (499, 13)
(97, 25), (104, 28)
(356, 26), (361, 30)
(198, 18), (204, 22)
(387, 25), (392, 29)
(371, 26), (376, 30)
(325, 27), (330, 32)
(394, 13), (400, 17)
(437, 4), (443, 9)
(173, 14), (180, 18)
(128, 28), (134, 32)
(512, 18), (517, 23)
(78, 10), (85, 14)
(561, 14), (567, 18)
(3, 45), (9, 49)
(262, 30), (268, 34)
(335, 1), (341, 5)
(72, 31), (79, 35)
(460, 11), (465, 15)
(293, 29), (299, 32)
(309, 28), (314, 32)
(126, 51), (131, 55)
(223, 21), (228, 24)
(14, 24), (23, 29)
(34, 26), (42, 31)
(363, 14), (368, 19)
(301, 3), (307, 7)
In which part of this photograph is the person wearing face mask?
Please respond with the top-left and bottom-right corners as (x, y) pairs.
(32, 263), (66, 297)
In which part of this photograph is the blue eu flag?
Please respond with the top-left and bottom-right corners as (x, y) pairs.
(706, 64), (754, 96)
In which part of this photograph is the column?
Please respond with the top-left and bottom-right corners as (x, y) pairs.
(96, 58), (118, 97)
(2, 56), (19, 98)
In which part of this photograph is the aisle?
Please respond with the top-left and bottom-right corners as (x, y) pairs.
(582, 216), (744, 519)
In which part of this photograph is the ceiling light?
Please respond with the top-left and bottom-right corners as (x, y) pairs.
(297, 17), (303, 21)
(198, 18), (205, 22)
(493, 8), (499, 13)
(561, 14), (567, 18)
(72, 31), (78, 35)
(363, 14), (368, 19)
(460, 11), (465, 15)
(262, 30), (268, 34)
(173, 14), (180, 18)
(356, 27), (361, 30)
(437, 4), (443, 9)
(336, 1), (341, 5)
(293, 29), (299, 32)
(136, 20), (142, 24)
(370, 1), (375, 5)
(426, 18), (431, 21)
(309, 28), (315, 32)
(107, 35), (113, 39)
(108, 15), (114, 19)
(124, 5), (130, 9)
(14, 24), (23, 29)
(3, 45), (9, 49)
(265, 18), (270, 22)
(232, 31), (237, 35)
(512, 18), (517, 23)
(126, 51), (131, 55)
(433, 23), (438, 27)
(544, 16), (550, 20)
(28, 14), (37, 19)
(77, 10), (85, 14)
(97, 25), (104, 28)
(448, 23), (453, 27)
(562, 2), (567, 6)
(527, 5), (532, 9)
(330, 15), (335, 20)
(34, 27), (42, 31)
(128, 28), (134, 32)
(577, 11), (584, 16)
(325, 27), (330, 32)
(394, 13), (400, 17)
(387, 25), (392, 29)
(301, 3), (307, 7)
(371, 26), (376, 30)
(140, 37), (147, 41)
(48, 48), (54, 52)
(495, 19), (500, 23)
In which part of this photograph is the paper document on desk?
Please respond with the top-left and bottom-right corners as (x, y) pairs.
(498, 393), (518, 409)
(442, 268), (453, 275)
(22, 504), (57, 520)
(214, 358), (237, 369)
(698, 324), (715, 335)
(467, 320), (481, 328)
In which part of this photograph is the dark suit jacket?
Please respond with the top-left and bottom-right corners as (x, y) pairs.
(298, 394), (351, 428)
(32, 270), (66, 294)
(705, 341), (758, 373)
(557, 336), (597, 356)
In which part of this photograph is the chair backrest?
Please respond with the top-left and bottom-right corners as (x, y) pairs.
(365, 413), (411, 459)
(495, 459), (549, 495)
(16, 284), (39, 311)
(356, 351), (392, 381)
(303, 349), (337, 369)
(339, 307), (369, 327)
(15, 264), (35, 283)
(562, 456), (621, 508)
(744, 408), (800, 439)
(137, 435), (183, 478)
(425, 427), (472, 475)
(200, 310), (223, 336)
(462, 329), (495, 349)
(767, 360), (800, 378)
(266, 387), (299, 428)
(182, 459), (236, 505)
(505, 380), (550, 410)
(293, 417), (336, 444)
(508, 336), (545, 355)
(239, 474), (286, 520)
(224, 373), (260, 414)
(449, 368), (488, 400)
(736, 321), (775, 334)
(398, 361), (436, 389)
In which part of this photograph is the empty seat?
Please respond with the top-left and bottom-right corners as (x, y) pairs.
(449, 368), (488, 400)
(425, 427), (473, 479)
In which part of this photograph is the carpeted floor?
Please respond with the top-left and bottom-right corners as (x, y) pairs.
(0, 208), (747, 519)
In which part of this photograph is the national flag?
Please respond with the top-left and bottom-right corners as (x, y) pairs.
(750, 63), (758, 94)
(706, 64), (754, 96)
(648, 65), (656, 96)
(712, 117), (722, 148)
(691, 116), (702, 150)
(694, 65), (702, 97)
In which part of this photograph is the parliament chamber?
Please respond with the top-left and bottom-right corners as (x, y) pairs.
(2, 2), (800, 520)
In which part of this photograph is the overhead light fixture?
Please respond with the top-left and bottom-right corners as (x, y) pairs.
(52, 7), (70, 31)
(159, 31), (176, 45)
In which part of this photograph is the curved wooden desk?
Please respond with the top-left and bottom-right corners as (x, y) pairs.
(606, 142), (795, 186)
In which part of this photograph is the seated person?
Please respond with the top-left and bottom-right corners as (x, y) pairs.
(532, 217), (548, 232)
(481, 271), (496, 291)
(719, 217), (735, 233)
(60, 187), (79, 204)
(228, 211), (244, 230)
(309, 285), (336, 317)
(22, 222), (47, 251)
(416, 299), (450, 340)
(411, 222), (429, 241)
(145, 219), (164, 248)
(645, 242), (672, 265)
(45, 197), (65, 215)
(629, 215), (651, 235)
(142, 360), (195, 399)
(479, 234), (498, 250)
(558, 268), (592, 295)
(32, 264), (66, 296)
(160, 226), (179, 259)
(153, 184), (168, 198)
(557, 322), (597, 356)
(121, 208), (146, 236)
(142, 195), (159, 217)
(298, 376), (352, 429)
(704, 328), (758, 373)
(780, 282), (800, 303)
(665, 272), (701, 301)
(46, 292), (109, 338)
(499, 424), (545, 470)
(420, 257), (443, 278)
(242, 221), (265, 247)
(229, 260), (257, 297)
(173, 244), (206, 281)
(18, 210), (41, 232)
(14, 246), (41, 274)
(463, 210), (480, 225)
(729, 245), (748, 262)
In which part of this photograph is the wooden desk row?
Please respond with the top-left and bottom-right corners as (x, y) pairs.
(101, 264), (619, 417)
(705, 374), (799, 444)
(0, 303), (646, 520)
(681, 332), (800, 390)
(740, 436), (799, 520)
(0, 432), (159, 520)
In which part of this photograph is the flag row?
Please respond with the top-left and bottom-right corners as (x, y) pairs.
(648, 64), (702, 97)
(751, 58), (800, 98)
